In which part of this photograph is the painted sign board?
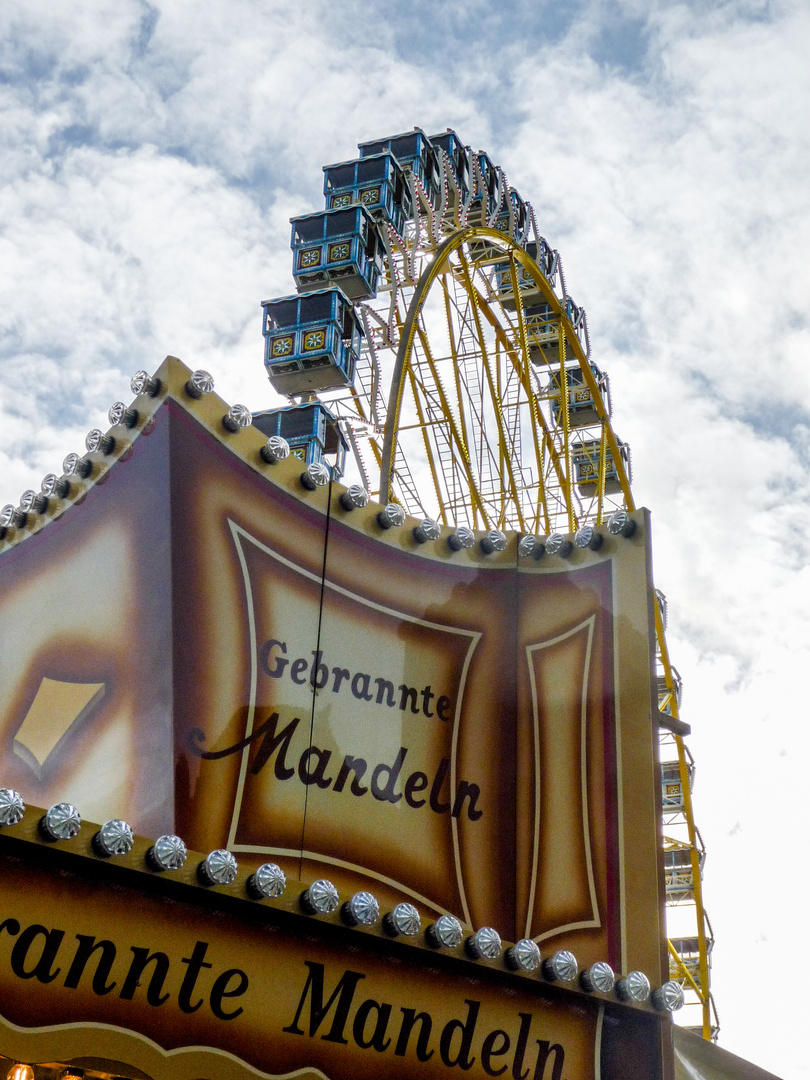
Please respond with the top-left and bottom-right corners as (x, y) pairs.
(0, 356), (666, 984)
(0, 817), (668, 1080)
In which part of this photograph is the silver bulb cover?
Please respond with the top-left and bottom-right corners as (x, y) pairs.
(301, 462), (330, 489)
(261, 436), (291, 463)
(249, 862), (286, 899)
(187, 369), (215, 398)
(518, 535), (543, 558)
(385, 902), (421, 936)
(95, 819), (134, 857)
(340, 484), (370, 510)
(0, 788), (25, 826)
(130, 370), (161, 396)
(108, 401), (138, 428)
(19, 490), (41, 513)
(302, 879), (340, 914)
(575, 525), (603, 550)
(428, 914), (463, 949)
(507, 938), (541, 972)
(652, 980), (684, 1012)
(41, 473), (67, 498)
(542, 533), (574, 557)
(200, 849), (238, 885)
(62, 452), (90, 477)
(616, 970), (651, 1003)
(378, 503), (406, 529)
(0, 505), (16, 528)
(581, 961), (615, 994)
(224, 404), (253, 431)
(448, 526), (475, 551)
(480, 530), (507, 554)
(41, 802), (81, 841)
(467, 927), (502, 960)
(544, 949), (578, 982)
(85, 428), (113, 454)
(345, 891), (380, 926)
(607, 509), (636, 537)
(150, 834), (187, 871)
(414, 518), (440, 543)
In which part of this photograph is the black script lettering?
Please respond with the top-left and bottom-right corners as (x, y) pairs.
(210, 968), (249, 1020)
(371, 747), (406, 804)
(395, 1009), (434, 1061)
(440, 999), (480, 1070)
(0, 918), (20, 938)
(120, 947), (171, 1005)
(283, 961), (365, 1044)
(452, 781), (483, 821)
(421, 685), (435, 717)
(399, 685), (420, 714)
(482, 1029), (511, 1076)
(351, 672), (374, 701)
(404, 771), (428, 808)
(534, 1041), (565, 1080)
(178, 940), (213, 1014)
(257, 640), (455, 720)
(190, 721), (484, 822)
(353, 999), (392, 1051)
(187, 711), (300, 779)
(375, 678), (396, 707)
(430, 757), (451, 814)
(299, 747), (334, 788)
(333, 755), (369, 796)
(332, 667), (351, 693)
(260, 639), (288, 677)
(310, 651), (329, 689)
(10, 924), (64, 983)
(512, 1013), (533, 1080)
(290, 658), (308, 684)
(251, 713), (300, 778)
(64, 935), (117, 995)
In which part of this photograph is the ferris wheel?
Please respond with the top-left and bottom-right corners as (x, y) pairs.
(257, 127), (717, 1038)
(259, 129), (631, 539)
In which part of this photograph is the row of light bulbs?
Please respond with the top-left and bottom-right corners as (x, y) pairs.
(0, 788), (683, 1013)
(0, 369), (637, 552)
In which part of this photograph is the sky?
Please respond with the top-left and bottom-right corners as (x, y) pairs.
(1, 0), (808, 1075)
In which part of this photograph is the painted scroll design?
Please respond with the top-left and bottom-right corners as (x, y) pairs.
(227, 519), (481, 924)
(524, 616), (600, 942)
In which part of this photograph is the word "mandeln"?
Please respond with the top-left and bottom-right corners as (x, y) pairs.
(189, 713), (483, 821)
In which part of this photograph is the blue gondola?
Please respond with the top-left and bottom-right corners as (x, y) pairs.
(523, 303), (560, 364)
(495, 239), (559, 311)
(261, 288), (363, 397)
(358, 129), (441, 206)
(290, 205), (383, 301)
(252, 402), (348, 478)
(660, 760), (693, 814)
(548, 363), (609, 427)
(664, 847), (703, 903)
(428, 129), (471, 205)
(467, 149), (502, 224)
(571, 436), (630, 495)
(492, 188), (529, 244)
(323, 152), (411, 237)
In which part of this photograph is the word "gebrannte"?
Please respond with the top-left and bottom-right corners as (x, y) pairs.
(260, 640), (454, 721)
